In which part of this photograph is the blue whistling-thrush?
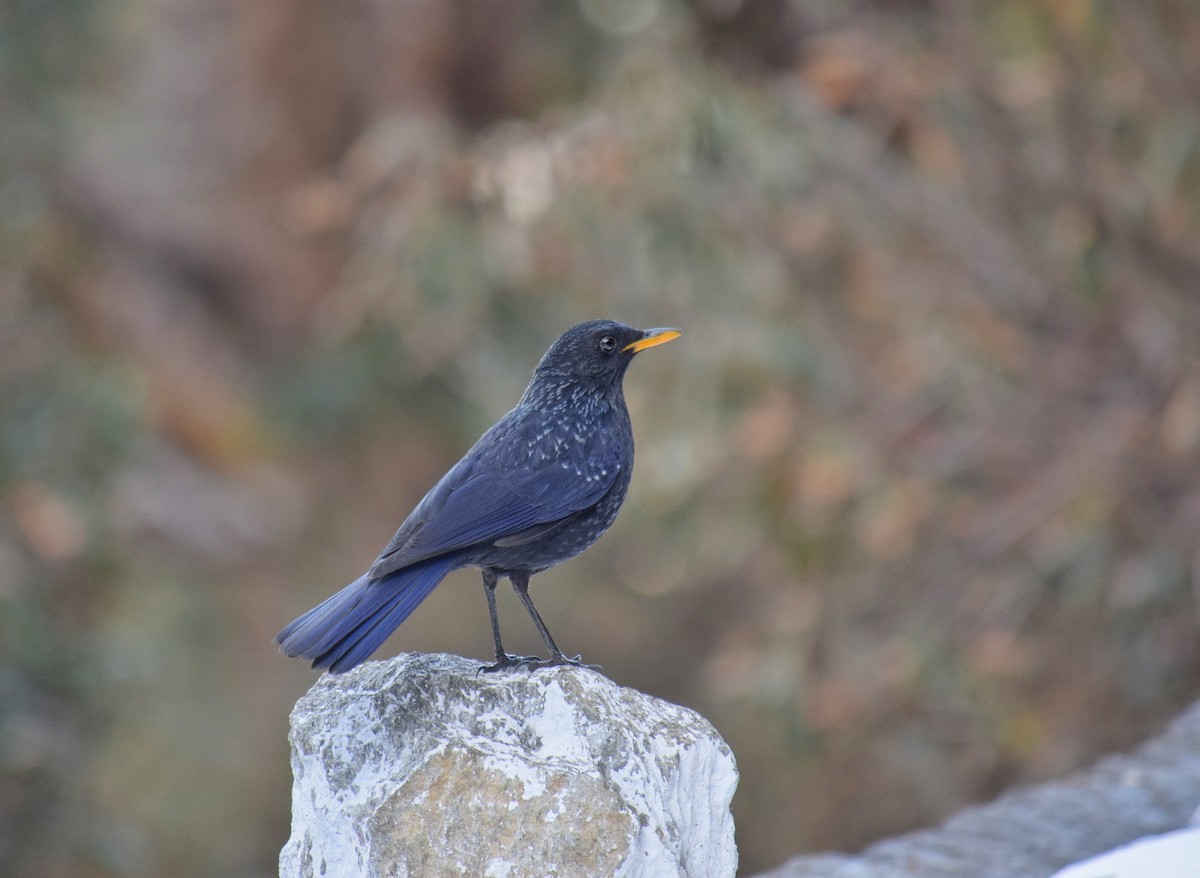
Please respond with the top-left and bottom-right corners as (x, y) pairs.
(276, 319), (680, 673)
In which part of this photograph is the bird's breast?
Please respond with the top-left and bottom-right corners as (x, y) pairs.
(475, 465), (633, 574)
(521, 395), (631, 470)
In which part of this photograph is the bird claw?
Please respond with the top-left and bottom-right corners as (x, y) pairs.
(478, 653), (602, 674)
(479, 653), (542, 674)
(544, 653), (603, 672)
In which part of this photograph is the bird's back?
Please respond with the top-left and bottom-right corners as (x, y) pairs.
(370, 380), (632, 579)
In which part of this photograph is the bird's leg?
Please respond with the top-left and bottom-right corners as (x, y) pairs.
(510, 571), (600, 671)
(482, 568), (506, 658)
(479, 568), (540, 673)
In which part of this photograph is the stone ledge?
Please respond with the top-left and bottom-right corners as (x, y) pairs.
(753, 700), (1200, 878)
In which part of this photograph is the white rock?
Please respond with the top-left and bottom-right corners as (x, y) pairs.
(280, 653), (739, 878)
(1050, 826), (1200, 878)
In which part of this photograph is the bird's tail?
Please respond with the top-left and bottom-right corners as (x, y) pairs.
(275, 555), (456, 674)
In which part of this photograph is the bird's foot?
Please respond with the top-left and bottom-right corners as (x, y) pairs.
(479, 653), (543, 674)
(540, 653), (603, 672)
(478, 653), (602, 673)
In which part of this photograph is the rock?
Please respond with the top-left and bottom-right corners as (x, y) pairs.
(752, 699), (1200, 878)
(280, 653), (739, 878)
(1050, 826), (1200, 878)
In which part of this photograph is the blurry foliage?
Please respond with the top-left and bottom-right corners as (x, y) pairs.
(0, 0), (102, 153)
(3, 0), (1200, 875)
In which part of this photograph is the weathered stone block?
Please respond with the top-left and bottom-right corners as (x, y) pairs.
(281, 653), (738, 878)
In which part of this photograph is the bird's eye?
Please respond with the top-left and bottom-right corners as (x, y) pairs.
(598, 335), (617, 353)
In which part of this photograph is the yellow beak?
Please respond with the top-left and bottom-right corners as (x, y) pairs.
(622, 328), (682, 354)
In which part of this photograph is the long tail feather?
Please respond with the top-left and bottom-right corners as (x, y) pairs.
(275, 555), (456, 674)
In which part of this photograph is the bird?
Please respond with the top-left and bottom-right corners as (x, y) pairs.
(276, 319), (680, 674)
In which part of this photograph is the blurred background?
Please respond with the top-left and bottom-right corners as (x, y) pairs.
(3, 0), (1200, 875)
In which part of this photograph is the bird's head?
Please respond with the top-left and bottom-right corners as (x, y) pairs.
(532, 320), (681, 387)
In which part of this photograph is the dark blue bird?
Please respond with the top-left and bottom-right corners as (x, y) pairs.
(276, 319), (680, 673)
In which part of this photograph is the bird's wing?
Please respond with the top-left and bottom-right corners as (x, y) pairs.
(366, 444), (618, 581)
